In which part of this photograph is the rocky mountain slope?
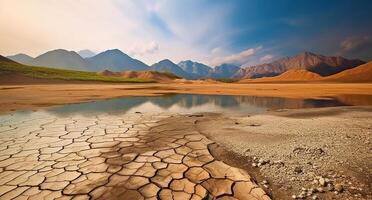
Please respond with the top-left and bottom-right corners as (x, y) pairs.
(178, 60), (213, 79)
(235, 52), (365, 79)
(151, 59), (192, 79)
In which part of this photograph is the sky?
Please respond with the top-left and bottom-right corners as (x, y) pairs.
(1, 0), (372, 66)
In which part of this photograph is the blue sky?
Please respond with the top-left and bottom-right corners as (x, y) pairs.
(1, 0), (371, 66)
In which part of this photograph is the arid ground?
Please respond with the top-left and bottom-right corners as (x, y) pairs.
(0, 82), (371, 200)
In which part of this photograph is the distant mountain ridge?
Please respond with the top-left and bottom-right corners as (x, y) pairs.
(86, 49), (149, 71)
(211, 64), (240, 79)
(5, 50), (367, 80)
(151, 59), (192, 79)
(178, 60), (212, 79)
(1, 55), (18, 63)
(7, 53), (34, 65)
(235, 52), (365, 79)
(31, 49), (88, 70)
(78, 49), (96, 58)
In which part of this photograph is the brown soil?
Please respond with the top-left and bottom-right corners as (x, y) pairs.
(98, 70), (175, 82)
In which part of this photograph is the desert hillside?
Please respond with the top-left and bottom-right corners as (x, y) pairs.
(323, 61), (372, 82)
(239, 69), (322, 83)
(98, 70), (180, 82)
(239, 61), (372, 83)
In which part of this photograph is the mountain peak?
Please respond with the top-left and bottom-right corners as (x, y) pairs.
(299, 51), (318, 57)
(30, 49), (87, 70)
(86, 49), (149, 71)
(78, 49), (96, 58)
(158, 59), (174, 64)
(7, 53), (34, 65)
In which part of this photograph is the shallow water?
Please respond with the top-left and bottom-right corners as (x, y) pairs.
(3, 93), (359, 119)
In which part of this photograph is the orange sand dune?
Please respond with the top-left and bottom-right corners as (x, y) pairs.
(240, 61), (372, 83)
(239, 69), (322, 83)
(324, 61), (372, 82)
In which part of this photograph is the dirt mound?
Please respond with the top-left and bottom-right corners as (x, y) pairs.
(324, 61), (372, 82)
(240, 69), (322, 83)
(98, 70), (178, 82)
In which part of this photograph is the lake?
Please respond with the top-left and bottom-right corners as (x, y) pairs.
(30, 93), (360, 116)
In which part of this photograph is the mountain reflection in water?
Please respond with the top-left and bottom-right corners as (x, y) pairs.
(43, 93), (372, 116)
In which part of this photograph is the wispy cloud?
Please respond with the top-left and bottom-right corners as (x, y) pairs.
(209, 46), (262, 66)
(259, 54), (274, 62)
(338, 36), (372, 60)
(340, 36), (371, 51)
(129, 41), (159, 56)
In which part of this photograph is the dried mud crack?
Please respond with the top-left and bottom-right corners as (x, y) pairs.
(0, 113), (269, 200)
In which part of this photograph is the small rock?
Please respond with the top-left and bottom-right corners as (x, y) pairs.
(292, 195), (297, 199)
(294, 166), (303, 174)
(316, 187), (324, 193)
(327, 183), (334, 191)
(312, 195), (318, 200)
(262, 180), (268, 185)
(334, 184), (343, 192)
(252, 163), (257, 167)
(319, 177), (325, 186)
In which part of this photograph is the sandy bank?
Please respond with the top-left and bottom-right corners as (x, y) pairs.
(194, 106), (372, 199)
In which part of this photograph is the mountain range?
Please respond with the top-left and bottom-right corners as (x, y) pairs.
(235, 52), (364, 79)
(6, 49), (367, 80)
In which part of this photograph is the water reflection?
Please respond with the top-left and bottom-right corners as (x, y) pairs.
(47, 94), (351, 116)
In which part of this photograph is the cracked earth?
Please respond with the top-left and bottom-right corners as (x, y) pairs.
(0, 113), (270, 200)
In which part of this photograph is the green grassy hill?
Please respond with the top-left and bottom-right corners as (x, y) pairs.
(0, 56), (155, 83)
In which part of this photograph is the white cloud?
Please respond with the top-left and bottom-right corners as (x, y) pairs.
(259, 54), (273, 62)
(130, 41), (159, 56)
(211, 47), (223, 55)
(210, 46), (262, 66)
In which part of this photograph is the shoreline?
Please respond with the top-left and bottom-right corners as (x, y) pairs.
(0, 83), (372, 115)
